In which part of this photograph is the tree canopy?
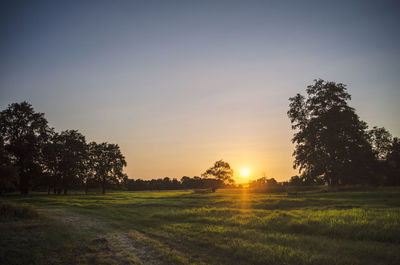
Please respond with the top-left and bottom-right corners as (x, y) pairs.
(92, 142), (127, 194)
(0, 102), (51, 194)
(201, 160), (234, 185)
(288, 79), (376, 185)
(0, 102), (127, 194)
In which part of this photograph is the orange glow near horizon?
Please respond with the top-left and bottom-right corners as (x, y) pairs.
(238, 168), (250, 183)
(2, 0), (399, 187)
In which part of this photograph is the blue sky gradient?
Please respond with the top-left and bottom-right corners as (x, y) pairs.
(1, 0), (399, 181)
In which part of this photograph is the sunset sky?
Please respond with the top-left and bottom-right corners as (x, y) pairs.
(1, 0), (399, 182)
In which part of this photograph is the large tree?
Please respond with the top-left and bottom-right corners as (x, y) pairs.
(80, 142), (97, 195)
(366, 126), (394, 185)
(41, 130), (62, 194)
(368, 126), (393, 161)
(288, 79), (375, 185)
(0, 138), (18, 194)
(387, 137), (400, 186)
(0, 102), (50, 194)
(201, 160), (234, 190)
(56, 130), (87, 194)
(93, 142), (127, 194)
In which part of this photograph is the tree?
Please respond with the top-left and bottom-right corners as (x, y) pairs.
(368, 126), (393, 160)
(289, 175), (303, 186)
(249, 177), (280, 189)
(387, 137), (400, 185)
(93, 142), (127, 194)
(0, 138), (18, 194)
(0, 102), (50, 194)
(288, 79), (375, 186)
(41, 130), (62, 194)
(56, 130), (87, 194)
(81, 142), (97, 195)
(201, 160), (234, 191)
(366, 127), (394, 184)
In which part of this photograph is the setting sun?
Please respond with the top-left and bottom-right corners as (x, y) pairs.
(241, 168), (249, 177)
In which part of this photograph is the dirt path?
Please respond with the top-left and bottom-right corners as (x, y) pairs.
(38, 208), (166, 265)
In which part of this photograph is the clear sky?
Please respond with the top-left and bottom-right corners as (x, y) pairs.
(1, 0), (399, 182)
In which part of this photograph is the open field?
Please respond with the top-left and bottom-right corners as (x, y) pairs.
(1, 188), (400, 265)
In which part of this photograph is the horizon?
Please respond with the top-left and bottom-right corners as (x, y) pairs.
(1, 0), (400, 183)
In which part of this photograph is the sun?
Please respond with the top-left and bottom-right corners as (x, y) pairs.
(241, 168), (249, 177)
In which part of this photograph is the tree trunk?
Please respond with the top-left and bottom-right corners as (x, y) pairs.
(53, 175), (58, 194)
(85, 180), (88, 195)
(63, 178), (68, 195)
(20, 173), (29, 195)
(102, 177), (106, 194)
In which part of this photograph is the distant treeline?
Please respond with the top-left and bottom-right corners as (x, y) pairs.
(124, 176), (234, 191)
(124, 161), (236, 191)
(2, 79), (400, 195)
(0, 102), (237, 195)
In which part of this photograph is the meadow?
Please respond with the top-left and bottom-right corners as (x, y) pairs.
(1, 188), (400, 265)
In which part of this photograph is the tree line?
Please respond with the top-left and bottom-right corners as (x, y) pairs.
(2, 79), (399, 194)
(124, 176), (234, 191)
(125, 159), (235, 191)
(0, 103), (236, 194)
(0, 102), (127, 195)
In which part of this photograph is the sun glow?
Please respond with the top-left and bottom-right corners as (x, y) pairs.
(241, 168), (249, 177)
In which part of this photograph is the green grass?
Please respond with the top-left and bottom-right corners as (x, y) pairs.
(0, 210), (85, 264)
(0, 201), (39, 221)
(1, 188), (400, 264)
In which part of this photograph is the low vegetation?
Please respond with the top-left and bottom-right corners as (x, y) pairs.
(1, 188), (399, 265)
(0, 201), (38, 221)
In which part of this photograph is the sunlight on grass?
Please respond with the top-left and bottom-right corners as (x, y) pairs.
(3, 188), (400, 265)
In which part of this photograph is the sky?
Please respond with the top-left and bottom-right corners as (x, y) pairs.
(1, 0), (399, 183)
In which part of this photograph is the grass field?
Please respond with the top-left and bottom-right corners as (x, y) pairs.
(1, 188), (400, 265)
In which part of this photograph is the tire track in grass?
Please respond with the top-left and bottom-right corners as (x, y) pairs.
(37, 208), (170, 265)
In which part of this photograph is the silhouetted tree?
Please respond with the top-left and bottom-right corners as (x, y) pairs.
(289, 175), (303, 186)
(366, 126), (394, 184)
(248, 177), (283, 192)
(202, 160), (234, 191)
(81, 142), (97, 194)
(56, 130), (87, 194)
(42, 130), (61, 194)
(0, 102), (51, 194)
(288, 79), (375, 186)
(0, 138), (18, 194)
(387, 137), (400, 185)
(93, 142), (127, 194)
(124, 176), (228, 191)
(0, 101), (132, 194)
(171, 178), (180, 188)
(368, 126), (393, 161)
